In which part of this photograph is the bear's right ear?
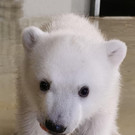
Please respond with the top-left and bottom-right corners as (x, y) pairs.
(22, 26), (45, 51)
(106, 40), (127, 66)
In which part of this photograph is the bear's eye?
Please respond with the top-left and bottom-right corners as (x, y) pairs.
(78, 86), (89, 97)
(40, 80), (50, 91)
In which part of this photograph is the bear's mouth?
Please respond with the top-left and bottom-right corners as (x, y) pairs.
(40, 123), (66, 135)
(40, 123), (49, 132)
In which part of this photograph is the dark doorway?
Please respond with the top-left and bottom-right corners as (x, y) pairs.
(100, 0), (135, 16)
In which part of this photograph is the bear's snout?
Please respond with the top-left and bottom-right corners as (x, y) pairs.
(44, 119), (66, 134)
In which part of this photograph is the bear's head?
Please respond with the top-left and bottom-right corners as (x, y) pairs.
(22, 26), (127, 135)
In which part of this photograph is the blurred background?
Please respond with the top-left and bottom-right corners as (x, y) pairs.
(0, 0), (135, 135)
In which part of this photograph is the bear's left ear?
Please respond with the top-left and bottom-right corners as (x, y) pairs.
(106, 40), (127, 66)
(22, 26), (46, 51)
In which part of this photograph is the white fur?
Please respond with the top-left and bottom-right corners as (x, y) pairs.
(17, 14), (127, 135)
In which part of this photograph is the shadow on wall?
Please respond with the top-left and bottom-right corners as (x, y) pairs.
(100, 0), (135, 16)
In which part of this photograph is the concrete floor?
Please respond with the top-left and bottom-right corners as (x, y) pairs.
(0, 2), (135, 135)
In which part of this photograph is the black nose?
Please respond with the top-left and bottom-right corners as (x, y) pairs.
(45, 120), (66, 134)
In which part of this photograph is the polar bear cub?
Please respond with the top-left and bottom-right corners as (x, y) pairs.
(17, 14), (127, 135)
